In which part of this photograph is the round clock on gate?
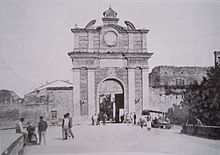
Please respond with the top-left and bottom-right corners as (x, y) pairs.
(103, 31), (117, 47)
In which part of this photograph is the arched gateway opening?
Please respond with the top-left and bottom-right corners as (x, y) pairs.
(98, 78), (124, 123)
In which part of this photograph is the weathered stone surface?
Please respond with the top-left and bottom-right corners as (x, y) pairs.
(0, 90), (22, 128)
(135, 68), (142, 116)
(148, 66), (210, 113)
(149, 87), (183, 112)
(214, 51), (220, 67)
(80, 68), (88, 116)
(149, 66), (209, 87)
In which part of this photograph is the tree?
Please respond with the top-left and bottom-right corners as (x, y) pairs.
(167, 102), (189, 125)
(182, 67), (220, 126)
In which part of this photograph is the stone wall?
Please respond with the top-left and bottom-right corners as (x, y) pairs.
(150, 66), (209, 87)
(19, 104), (48, 126)
(0, 103), (47, 128)
(0, 104), (20, 128)
(73, 26), (146, 53)
(23, 87), (73, 125)
(148, 66), (209, 113)
(149, 87), (183, 112)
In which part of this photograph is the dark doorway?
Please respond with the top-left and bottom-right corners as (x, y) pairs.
(115, 94), (124, 123)
(99, 94), (112, 122)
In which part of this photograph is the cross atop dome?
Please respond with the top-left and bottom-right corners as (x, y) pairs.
(102, 6), (119, 25)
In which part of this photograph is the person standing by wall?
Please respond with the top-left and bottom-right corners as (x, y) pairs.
(146, 115), (152, 131)
(91, 115), (94, 125)
(93, 113), (98, 126)
(16, 118), (29, 146)
(139, 115), (145, 129)
(66, 113), (74, 139)
(103, 113), (108, 125)
(133, 113), (137, 124)
(38, 116), (48, 145)
(129, 113), (133, 124)
(125, 113), (130, 125)
(27, 122), (37, 144)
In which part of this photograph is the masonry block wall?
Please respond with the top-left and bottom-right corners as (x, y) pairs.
(24, 87), (73, 124)
(149, 87), (184, 112)
(0, 104), (20, 128)
(47, 89), (73, 119)
(149, 66), (210, 112)
(150, 66), (209, 87)
(0, 90), (22, 128)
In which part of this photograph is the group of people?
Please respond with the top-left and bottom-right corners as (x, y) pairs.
(91, 113), (108, 125)
(91, 112), (150, 128)
(16, 112), (75, 147)
(62, 113), (74, 140)
(16, 116), (48, 146)
(16, 112), (153, 147)
(139, 114), (152, 131)
(124, 113), (137, 124)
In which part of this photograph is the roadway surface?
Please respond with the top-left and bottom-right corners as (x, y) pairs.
(23, 124), (220, 155)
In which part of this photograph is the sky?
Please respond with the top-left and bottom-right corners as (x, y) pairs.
(0, 0), (220, 97)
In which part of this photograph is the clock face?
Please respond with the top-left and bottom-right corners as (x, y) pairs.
(104, 31), (117, 46)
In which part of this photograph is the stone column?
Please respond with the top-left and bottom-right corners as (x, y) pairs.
(142, 68), (149, 110)
(88, 68), (95, 117)
(72, 68), (81, 117)
(128, 67), (135, 113)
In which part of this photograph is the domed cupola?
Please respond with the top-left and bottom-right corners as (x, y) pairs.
(102, 6), (119, 25)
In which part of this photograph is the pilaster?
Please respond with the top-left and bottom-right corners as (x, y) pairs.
(142, 68), (149, 110)
(88, 68), (96, 117)
(127, 67), (135, 113)
(72, 68), (81, 117)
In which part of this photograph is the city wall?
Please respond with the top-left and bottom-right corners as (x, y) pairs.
(149, 87), (183, 112)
